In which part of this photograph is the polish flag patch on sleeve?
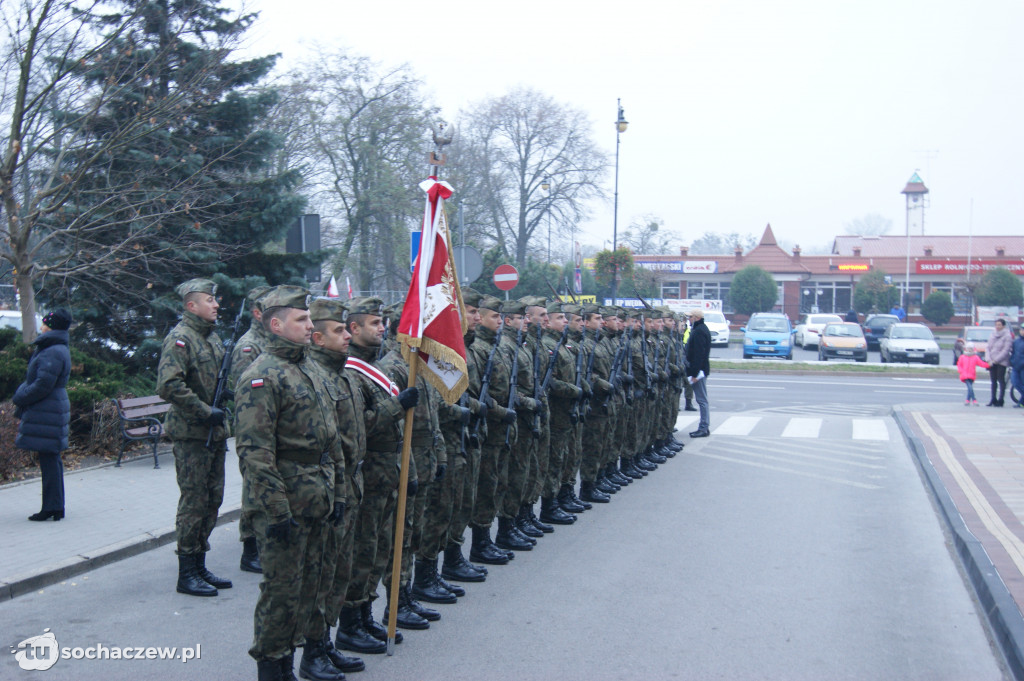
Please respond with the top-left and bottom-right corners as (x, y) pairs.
(175, 339), (186, 348)
(242, 346), (252, 353)
(251, 378), (265, 388)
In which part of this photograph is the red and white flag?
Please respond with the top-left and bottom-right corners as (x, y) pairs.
(327, 276), (340, 298)
(346, 276), (353, 299)
(396, 176), (468, 404)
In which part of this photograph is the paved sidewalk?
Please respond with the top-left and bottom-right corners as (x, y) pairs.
(0, 441), (242, 601)
(895, 402), (1024, 681)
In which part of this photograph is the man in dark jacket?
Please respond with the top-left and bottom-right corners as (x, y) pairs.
(15, 308), (73, 521)
(685, 309), (712, 438)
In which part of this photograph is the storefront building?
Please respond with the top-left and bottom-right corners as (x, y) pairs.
(633, 225), (1024, 325)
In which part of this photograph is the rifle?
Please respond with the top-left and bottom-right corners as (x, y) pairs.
(624, 320), (635, 405)
(504, 324), (523, 448)
(569, 326), (586, 424)
(563, 276), (579, 303)
(206, 300), (247, 448)
(378, 320), (390, 361)
(639, 313), (654, 399)
(577, 327), (601, 420)
(539, 324), (569, 396)
(530, 324), (543, 438)
(603, 328), (628, 412)
(471, 319), (504, 441)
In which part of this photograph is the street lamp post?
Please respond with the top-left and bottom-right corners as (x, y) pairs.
(610, 99), (628, 303)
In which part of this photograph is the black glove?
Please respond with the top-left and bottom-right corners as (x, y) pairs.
(407, 478), (419, 497)
(204, 407), (226, 426)
(501, 409), (517, 425)
(267, 518), (298, 543)
(435, 463), (447, 482)
(328, 501), (346, 527)
(476, 400), (489, 420)
(397, 386), (419, 410)
(459, 406), (472, 425)
(222, 389), (235, 402)
(583, 387), (593, 400)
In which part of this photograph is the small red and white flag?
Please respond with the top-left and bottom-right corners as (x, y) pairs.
(346, 276), (353, 299)
(251, 378), (264, 389)
(396, 176), (468, 404)
(327, 276), (340, 298)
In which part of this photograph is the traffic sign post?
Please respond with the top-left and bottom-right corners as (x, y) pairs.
(493, 264), (519, 300)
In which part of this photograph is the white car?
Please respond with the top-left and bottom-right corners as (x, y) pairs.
(794, 313), (843, 348)
(879, 323), (941, 365)
(702, 311), (730, 347)
(0, 310), (39, 332)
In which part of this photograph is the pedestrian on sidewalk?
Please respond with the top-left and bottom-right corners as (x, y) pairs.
(1010, 325), (1024, 407)
(157, 279), (233, 597)
(956, 343), (988, 406)
(686, 309), (712, 437)
(986, 319), (1012, 406)
(14, 308), (72, 522)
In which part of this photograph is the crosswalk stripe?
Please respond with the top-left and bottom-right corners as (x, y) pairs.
(674, 414), (700, 431)
(781, 417), (821, 438)
(851, 419), (890, 441)
(713, 416), (761, 436)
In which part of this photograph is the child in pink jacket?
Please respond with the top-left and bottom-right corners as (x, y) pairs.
(957, 343), (989, 405)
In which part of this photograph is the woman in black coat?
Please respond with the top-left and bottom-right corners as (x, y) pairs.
(14, 309), (73, 521)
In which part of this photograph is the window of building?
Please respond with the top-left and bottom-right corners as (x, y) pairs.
(687, 281), (731, 312)
(661, 281), (680, 299)
(800, 282), (852, 314)
(931, 282), (971, 316)
(904, 283), (924, 314)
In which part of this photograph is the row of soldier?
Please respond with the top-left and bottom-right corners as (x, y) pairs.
(156, 279), (698, 681)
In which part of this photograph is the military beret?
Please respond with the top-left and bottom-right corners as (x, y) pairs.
(479, 295), (503, 313)
(502, 299), (527, 316)
(348, 296), (385, 316)
(247, 285), (272, 311)
(563, 304), (583, 318)
(176, 278), (216, 299)
(383, 302), (403, 323)
(546, 301), (564, 314)
(520, 295), (547, 309)
(627, 308), (644, 320)
(599, 306), (617, 317)
(615, 307), (628, 320)
(648, 309), (663, 319)
(582, 303), (601, 316)
(462, 288), (483, 307)
(309, 298), (348, 323)
(261, 285), (311, 311)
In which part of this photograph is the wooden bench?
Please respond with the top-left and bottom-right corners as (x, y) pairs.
(116, 396), (171, 468)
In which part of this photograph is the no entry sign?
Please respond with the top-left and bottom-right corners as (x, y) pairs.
(493, 264), (519, 291)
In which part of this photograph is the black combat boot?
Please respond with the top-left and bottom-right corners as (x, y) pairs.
(197, 553), (233, 589)
(405, 582), (442, 619)
(595, 474), (619, 494)
(361, 601), (401, 643)
(383, 588), (430, 630)
(684, 399), (697, 411)
(495, 516), (533, 551)
(322, 633), (364, 673)
(434, 572), (465, 597)
(508, 515), (537, 545)
(177, 554), (217, 597)
(240, 536), (263, 573)
(334, 606), (386, 654)
(608, 463), (631, 486)
(526, 503), (554, 533)
(469, 526), (510, 565)
(620, 457), (644, 479)
(412, 557), (457, 603)
(634, 454), (657, 472)
(558, 484), (586, 513)
(299, 637), (345, 680)
(644, 446), (667, 464)
(258, 658), (284, 681)
(280, 650), (299, 681)
(539, 496), (576, 525)
(579, 480), (610, 503)
(441, 543), (487, 582)
(516, 506), (544, 538)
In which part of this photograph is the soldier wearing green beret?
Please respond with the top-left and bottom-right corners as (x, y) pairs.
(233, 286), (346, 679)
(578, 305), (620, 503)
(301, 298), (367, 677)
(440, 288), (491, 582)
(229, 284), (272, 576)
(335, 297), (419, 654)
(157, 278), (234, 598)
(518, 297), (555, 534)
(468, 295), (518, 565)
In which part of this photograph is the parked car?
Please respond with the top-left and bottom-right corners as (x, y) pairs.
(703, 311), (731, 347)
(862, 314), (900, 350)
(952, 326), (992, 364)
(741, 313), (794, 360)
(794, 313), (843, 348)
(879, 323), (941, 364)
(0, 310), (40, 332)
(817, 322), (868, 362)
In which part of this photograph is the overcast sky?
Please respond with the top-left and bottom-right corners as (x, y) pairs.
(237, 0), (1024, 254)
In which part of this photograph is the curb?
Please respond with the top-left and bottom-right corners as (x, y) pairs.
(892, 406), (1024, 681)
(0, 506), (241, 603)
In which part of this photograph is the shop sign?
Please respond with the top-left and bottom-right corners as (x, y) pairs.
(915, 259), (1024, 274)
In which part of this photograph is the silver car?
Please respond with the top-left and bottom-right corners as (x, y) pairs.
(879, 323), (941, 365)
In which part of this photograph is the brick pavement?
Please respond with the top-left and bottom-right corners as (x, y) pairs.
(0, 441), (242, 601)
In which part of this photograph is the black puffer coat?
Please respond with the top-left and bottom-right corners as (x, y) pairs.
(13, 330), (72, 454)
(685, 318), (711, 379)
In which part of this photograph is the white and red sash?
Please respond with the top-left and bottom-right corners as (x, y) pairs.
(345, 356), (400, 396)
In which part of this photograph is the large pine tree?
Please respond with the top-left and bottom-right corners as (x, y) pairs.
(40, 0), (319, 357)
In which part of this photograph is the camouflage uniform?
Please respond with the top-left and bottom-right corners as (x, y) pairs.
(580, 317), (614, 487)
(541, 311), (581, 499)
(522, 303), (551, 507)
(234, 287), (344, 664)
(499, 308), (540, 525)
(561, 307), (588, 491)
(156, 280), (230, 559)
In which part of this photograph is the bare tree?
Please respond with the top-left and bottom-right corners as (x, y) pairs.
(844, 212), (892, 236)
(455, 87), (606, 266)
(620, 214), (680, 255)
(269, 50), (436, 293)
(0, 0), (256, 341)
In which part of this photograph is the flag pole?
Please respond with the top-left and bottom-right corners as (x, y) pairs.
(387, 347), (418, 655)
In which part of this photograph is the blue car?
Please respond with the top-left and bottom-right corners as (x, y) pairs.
(741, 313), (795, 360)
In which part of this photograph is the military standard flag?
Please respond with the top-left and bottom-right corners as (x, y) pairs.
(396, 176), (468, 404)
